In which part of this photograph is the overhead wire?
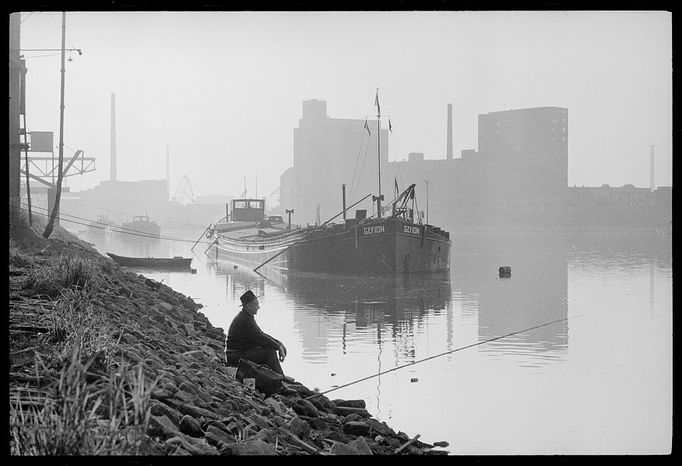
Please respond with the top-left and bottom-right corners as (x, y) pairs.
(18, 203), (215, 245)
(58, 197), (216, 230)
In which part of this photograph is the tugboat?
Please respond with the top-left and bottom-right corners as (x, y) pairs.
(205, 93), (451, 275)
(121, 214), (161, 239)
(87, 214), (117, 236)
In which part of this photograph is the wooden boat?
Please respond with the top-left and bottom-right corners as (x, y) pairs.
(204, 93), (451, 276)
(106, 252), (192, 269)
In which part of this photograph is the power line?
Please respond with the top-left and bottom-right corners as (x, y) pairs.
(19, 203), (215, 245)
(59, 197), (214, 230)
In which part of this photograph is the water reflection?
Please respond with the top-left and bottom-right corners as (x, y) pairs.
(208, 259), (453, 364)
(451, 230), (570, 365)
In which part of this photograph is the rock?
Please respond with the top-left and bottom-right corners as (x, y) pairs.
(366, 418), (396, 437)
(182, 323), (196, 337)
(347, 435), (373, 455)
(150, 388), (174, 401)
(425, 449), (450, 455)
(343, 421), (371, 436)
(307, 416), (326, 431)
(181, 350), (204, 360)
(288, 417), (310, 438)
(165, 398), (220, 420)
(333, 399), (366, 409)
(226, 439), (277, 455)
(150, 401), (182, 425)
(179, 414), (204, 437)
(159, 301), (173, 312)
(148, 414), (180, 440)
(263, 397), (286, 415)
(250, 413), (271, 429)
(343, 413), (364, 423)
(165, 434), (219, 456)
(308, 394), (335, 412)
(251, 428), (277, 443)
(334, 406), (371, 418)
(172, 390), (198, 404)
(376, 435), (401, 449)
(433, 440), (449, 448)
(330, 442), (359, 455)
(205, 424), (236, 447)
(178, 380), (198, 393)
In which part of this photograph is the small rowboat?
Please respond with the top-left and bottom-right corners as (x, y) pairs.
(106, 252), (192, 269)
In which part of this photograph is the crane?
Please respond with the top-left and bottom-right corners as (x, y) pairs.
(172, 174), (196, 205)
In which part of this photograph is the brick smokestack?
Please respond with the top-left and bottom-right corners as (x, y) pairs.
(447, 103), (453, 159)
(110, 93), (117, 181)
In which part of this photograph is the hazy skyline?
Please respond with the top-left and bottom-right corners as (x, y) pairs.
(17, 11), (672, 200)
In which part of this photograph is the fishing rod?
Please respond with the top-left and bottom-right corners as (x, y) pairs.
(306, 314), (583, 400)
(252, 192), (373, 273)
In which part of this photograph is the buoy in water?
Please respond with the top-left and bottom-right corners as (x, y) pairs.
(233, 265), (238, 269)
(190, 268), (197, 274)
(499, 266), (511, 278)
(410, 377), (419, 383)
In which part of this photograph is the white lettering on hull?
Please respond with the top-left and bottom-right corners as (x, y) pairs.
(363, 225), (386, 235)
(403, 225), (421, 235)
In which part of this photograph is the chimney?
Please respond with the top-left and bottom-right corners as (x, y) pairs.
(166, 145), (170, 199)
(446, 103), (453, 159)
(110, 93), (117, 181)
(650, 145), (655, 192)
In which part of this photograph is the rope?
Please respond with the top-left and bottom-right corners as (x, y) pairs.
(306, 314), (582, 400)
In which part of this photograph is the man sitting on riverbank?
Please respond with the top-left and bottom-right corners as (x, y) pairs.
(224, 290), (288, 376)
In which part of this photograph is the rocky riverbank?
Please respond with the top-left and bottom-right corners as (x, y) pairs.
(9, 221), (449, 455)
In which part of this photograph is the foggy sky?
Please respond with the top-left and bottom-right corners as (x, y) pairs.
(17, 11), (672, 200)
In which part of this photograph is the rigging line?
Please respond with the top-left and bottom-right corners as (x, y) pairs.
(389, 131), (406, 192)
(347, 130), (366, 204)
(306, 314), (583, 400)
(350, 140), (372, 205)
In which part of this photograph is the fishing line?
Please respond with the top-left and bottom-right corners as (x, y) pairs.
(306, 314), (583, 400)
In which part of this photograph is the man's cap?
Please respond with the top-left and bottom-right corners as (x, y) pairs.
(240, 290), (257, 306)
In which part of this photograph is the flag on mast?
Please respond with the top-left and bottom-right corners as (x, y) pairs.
(375, 89), (380, 115)
(363, 118), (371, 136)
(388, 118), (392, 133)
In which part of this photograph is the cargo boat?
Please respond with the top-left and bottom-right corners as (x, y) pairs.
(204, 93), (451, 275)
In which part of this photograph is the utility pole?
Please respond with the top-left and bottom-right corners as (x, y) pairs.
(43, 12), (66, 238)
(650, 144), (658, 192)
(9, 13), (22, 226)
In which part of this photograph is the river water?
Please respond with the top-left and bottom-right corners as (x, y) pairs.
(79, 226), (672, 455)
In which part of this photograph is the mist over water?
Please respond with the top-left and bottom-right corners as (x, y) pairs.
(80, 226), (672, 454)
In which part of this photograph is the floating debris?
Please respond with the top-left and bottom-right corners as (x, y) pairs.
(410, 377), (418, 383)
(499, 266), (511, 278)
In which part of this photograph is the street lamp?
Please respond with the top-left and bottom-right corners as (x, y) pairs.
(285, 209), (294, 230)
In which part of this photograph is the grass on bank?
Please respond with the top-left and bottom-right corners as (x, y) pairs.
(10, 347), (157, 455)
(22, 254), (103, 299)
(10, 220), (159, 455)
